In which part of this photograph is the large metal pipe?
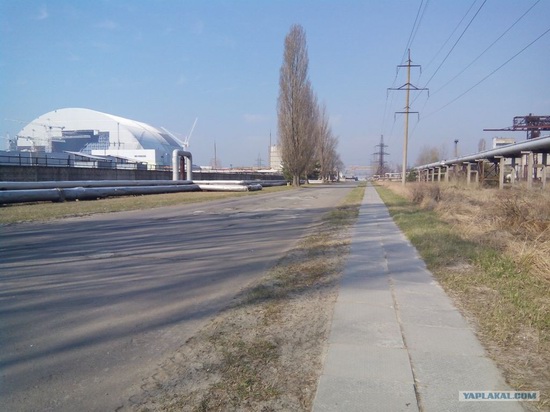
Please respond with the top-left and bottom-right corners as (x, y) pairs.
(0, 184), (200, 204)
(0, 180), (194, 191)
(415, 134), (550, 170)
(196, 184), (251, 192)
(196, 180), (287, 187)
(172, 150), (193, 181)
(0, 178), (283, 204)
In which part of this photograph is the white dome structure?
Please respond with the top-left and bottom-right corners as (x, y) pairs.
(16, 108), (183, 166)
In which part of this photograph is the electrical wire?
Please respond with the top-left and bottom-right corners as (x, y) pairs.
(432, 0), (540, 96)
(411, 0), (429, 49)
(383, 0), (428, 143)
(423, 0), (478, 73)
(421, 0), (487, 90)
(425, 26), (550, 118)
(411, 1), (541, 140)
(409, 0), (486, 109)
(400, 0), (425, 66)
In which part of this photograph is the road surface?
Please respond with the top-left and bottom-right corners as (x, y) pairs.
(0, 184), (355, 411)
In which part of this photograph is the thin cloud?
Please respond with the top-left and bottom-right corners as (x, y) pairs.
(34, 6), (49, 20)
(96, 20), (118, 30)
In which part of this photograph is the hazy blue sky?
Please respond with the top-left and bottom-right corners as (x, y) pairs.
(1, 0), (549, 169)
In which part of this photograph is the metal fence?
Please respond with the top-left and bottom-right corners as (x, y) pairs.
(0, 153), (149, 170)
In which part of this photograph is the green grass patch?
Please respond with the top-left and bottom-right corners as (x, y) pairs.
(376, 184), (550, 338)
(323, 182), (365, 227)
(376, 184), (550, 407)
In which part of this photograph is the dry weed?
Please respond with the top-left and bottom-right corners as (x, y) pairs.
(378, 183), (550, 410)
(404, 183), (550, 282)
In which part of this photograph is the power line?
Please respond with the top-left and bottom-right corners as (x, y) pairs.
(373, 135), (389, 175)
(421, 0), (487, 90)
(388, 50), (428, 185)
(408, 0), (482, 125)
(423, 0), (478, 73)
(384, 1), (428, 142)
(410, 0), (429, 49)
(432, 0), (540, 96)
(400, 0), (426, 66)
(425, 26), (550, 118)
(401, 0), (430, 64)
(382, 0), (428, 143)
(410, 0), (486, 109)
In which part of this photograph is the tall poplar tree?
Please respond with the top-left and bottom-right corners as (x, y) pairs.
(277, 24), (318, 186)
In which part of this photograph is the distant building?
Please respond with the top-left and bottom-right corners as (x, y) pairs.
(269, 144), (283, 171)
(492, 137), (516, 149)
(16, 108), (182, 167)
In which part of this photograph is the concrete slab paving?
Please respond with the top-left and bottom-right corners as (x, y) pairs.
(402, 324), (487, 356)
(337, 285), (394, 307)
(398, 306), (469, 329)
(329, 303), (403, 348)
(410, 351), (520, 412)
(312, 185), (524, 412)
(322, 344), (414, 382)
(315, 375), (419, 412)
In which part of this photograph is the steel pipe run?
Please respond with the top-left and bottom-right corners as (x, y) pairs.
(196, 183), (263, 192)
(415, 134), (550, 170)
(196, 180), (287, 187)
(0, 184), (200, 204)
(172, 150), (193, 181)
(0, 180), (194, 191)
(0, 177), (285, 204)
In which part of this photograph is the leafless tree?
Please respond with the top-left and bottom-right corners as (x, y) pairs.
(317, 103), (340, 182)
(415, 144), (446, 166)
(277, 24), (319, 186)
(478, 138), (487, 152)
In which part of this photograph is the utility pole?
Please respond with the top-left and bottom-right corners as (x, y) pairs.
(214, 141), (217, 169)
(373, 134), (389, 176)
(388, 50), (428, 185)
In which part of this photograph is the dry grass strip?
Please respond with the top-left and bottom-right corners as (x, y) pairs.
(377, 182), (550, 411)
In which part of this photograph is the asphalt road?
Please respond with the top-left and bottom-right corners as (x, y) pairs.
(0, 184), (356, 411)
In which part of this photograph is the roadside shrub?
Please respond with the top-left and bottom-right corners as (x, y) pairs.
(410, 183), (442, 206)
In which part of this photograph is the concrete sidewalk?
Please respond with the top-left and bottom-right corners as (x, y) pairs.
(312, 185), (524, 412)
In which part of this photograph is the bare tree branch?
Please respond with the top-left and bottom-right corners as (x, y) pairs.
(277, 24), (318, 186)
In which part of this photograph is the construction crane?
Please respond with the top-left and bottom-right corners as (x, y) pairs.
(5, 118), (67, 152)
(161, 118), (198, 150)
(1, 133), (17, 151)
(484, 114), (550, 140)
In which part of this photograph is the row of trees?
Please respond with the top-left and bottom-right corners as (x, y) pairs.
(277, 24), (342, 186)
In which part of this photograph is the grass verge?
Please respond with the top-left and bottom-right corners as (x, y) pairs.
(131, 183), (365, 411)
(0, 185), (292, 224)
(376, 184), (550, 411)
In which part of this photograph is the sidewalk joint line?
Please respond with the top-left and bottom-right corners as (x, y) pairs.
(388, 259), (425, 412)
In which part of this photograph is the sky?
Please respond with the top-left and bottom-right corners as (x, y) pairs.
(1, 0), (549, 171)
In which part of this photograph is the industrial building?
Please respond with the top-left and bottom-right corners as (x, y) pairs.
(15, 108), (182, 167)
